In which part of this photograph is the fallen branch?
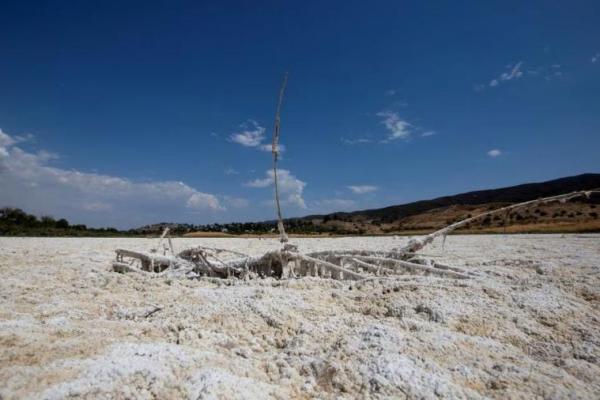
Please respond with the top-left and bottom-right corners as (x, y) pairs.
(348, 257), (395, 275)
(397, 189), (600, 254)
(348, 255), (470, 279)
(290, 253), (367, 280)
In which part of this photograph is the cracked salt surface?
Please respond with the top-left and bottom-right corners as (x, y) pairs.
(1, 235), (599, 399)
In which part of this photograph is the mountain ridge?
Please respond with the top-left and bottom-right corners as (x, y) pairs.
(298, 173), (600, 223)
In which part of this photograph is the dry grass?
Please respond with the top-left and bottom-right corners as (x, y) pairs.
(183, 231), (234, 238)
(459, 219), (600, 234)
(183, 232), (337, 238)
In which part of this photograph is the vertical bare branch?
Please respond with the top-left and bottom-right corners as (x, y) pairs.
(272, 72), (289, 243)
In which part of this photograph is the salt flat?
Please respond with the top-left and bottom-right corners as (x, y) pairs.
(1, 235), (599, 399)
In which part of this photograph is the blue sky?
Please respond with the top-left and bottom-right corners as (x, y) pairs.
(1, 1), (599, 228)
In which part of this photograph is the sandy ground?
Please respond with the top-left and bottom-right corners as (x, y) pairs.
(1, 235), (599, 399)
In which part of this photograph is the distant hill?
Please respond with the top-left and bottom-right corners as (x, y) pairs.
(293, 173), (600, 234)
(303, 173), (600, 221)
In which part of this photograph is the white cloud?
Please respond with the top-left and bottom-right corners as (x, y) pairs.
(229, 120), (285, 154)
(487, 149), (502, 157)
(341, 137), (372, 145)
(224, 167), (239, 175)
(385, 89), (397, 96)
(228, 120), (265, 147)
(0, 129), (225, 228)
(376, 111), (412, 140)
(0, 130), (35, 148)
(0, 129), (16, 147)
(36, 150), (59, 161)
(244, 176), (272, 188)
(285, 193), (307, 209)
(421, 131), (436, 137)
(186, 193), (223, 210)
(592, 53), (599, 63)
(348, 185), (378, 194)
(245, 169), (307, 209)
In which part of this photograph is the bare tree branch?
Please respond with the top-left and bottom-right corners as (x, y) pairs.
(397, 189), (600, 254)
(272, 72), (289, 243)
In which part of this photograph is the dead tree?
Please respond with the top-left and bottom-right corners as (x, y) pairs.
(112, 189), (598, 281)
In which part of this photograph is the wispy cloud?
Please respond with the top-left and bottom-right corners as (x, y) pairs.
(487, 149), (502, 158)
(0, 128), (225, 228)
(375, 111), (435, 141)
(224, 167), (239, 175)
(385, 89), (397, 96)
(479, 61), (566, 90)
(341, 137), (372, 145)
(376, 111), (412, 141)
(245, 169), (307, 209)
(489, 61), (523, 87)
(0, 131), (35, 147)
(348, 185), (378, 194)
(592, 53), (599, 63)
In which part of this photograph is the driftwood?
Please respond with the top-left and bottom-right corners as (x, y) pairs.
(112, 189), (599, 281)
(396, 189), (599, 254)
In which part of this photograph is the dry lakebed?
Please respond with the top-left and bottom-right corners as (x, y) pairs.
(1, 235), (599, 399)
